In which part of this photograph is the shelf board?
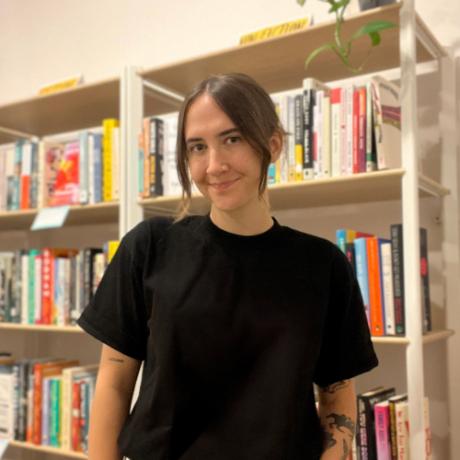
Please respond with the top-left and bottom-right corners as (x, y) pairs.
(8, 440), (86, 458)
(0, 77), (119, 143)
(140, 3), (445, 117)
(140, 170), (449, 215)
(372, 329), (455, 345)
(0, 322), (84, 333)
(0, 201), (119, 231)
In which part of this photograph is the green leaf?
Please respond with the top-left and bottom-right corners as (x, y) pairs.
(351, 20), (396, 44)
(305, 43), (337, 69)
(297, 0), (307, 6)
(328, 0), (350, 13)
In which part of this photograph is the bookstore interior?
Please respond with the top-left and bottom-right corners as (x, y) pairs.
(0, 0), (459, 459)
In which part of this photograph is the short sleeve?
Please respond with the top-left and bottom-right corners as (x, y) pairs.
(77, 222), (151, 361)
(313, 248), (379, 387)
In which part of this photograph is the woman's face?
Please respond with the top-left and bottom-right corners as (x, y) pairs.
(184, 93), (267, 214)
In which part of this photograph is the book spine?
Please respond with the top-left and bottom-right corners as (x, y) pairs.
(41, 377), (51, 445)
(37, 141), (45, 208)
(102, 119), (118, 201)
(330, 87), (342, 177)
(61, 370), (71, 449)
(20, 141), (32, 209)
(111, 127), (120, 200)
(424, 397), (432, 460)
(72, 381), (81, 451)
(12, 141), (22, 210)
(380, 241), (395, 335)
(50, 377), (61, 446)
(32, 364), (43, 444)
(41, 249), (53, 325)
(388, 400), (399, 460)
(314, 90), (323, 178)
(367, 237), (384, 336)
(302, 87), (314, 180)
(395, 402), (409, 460)
(155, 119), (164, 195)
(365, 82), (376, 172)
(352, 88), (360, 174)
(390, 224), (405, 335)
(17, 361), (28, 440)
(149, 117), (157, 196)
(345, 85), (354, 175)
(355, 238), (370, 326)
(34, 255), (42, 324)
(358, 86), (367, 173)
(374, 403), (391, 460)
(30, 142), (39, 208)
(287, 95), (296, 182)
(357, 396), (369, 459)
(87, 133), (95, 204)
(294, 94), (304, 182)
(420, 228), (431, 332)
(322, 91), (331, 178)
(79, 131), (89, 205)
(93, 133), (103, 203)
(143, 118), (150, 197)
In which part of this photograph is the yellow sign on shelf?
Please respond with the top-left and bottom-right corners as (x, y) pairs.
(239, 17), (313, 46)
(39, 75), (83, 96)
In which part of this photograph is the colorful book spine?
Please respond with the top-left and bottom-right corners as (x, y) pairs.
(358, 85), (367, 173)
(294, 94), (304, 182)
(355, 237), (370, 326)
(374, 401), (391, 460)
(330, 87), (342, 177)
(367, 237), (385, 336)
(102, 119), (119, 201)
(20, 141), (32, 209)
(93, 133), (103, 203)
(79, 131), (89, 204)
(379, 240), (395, 335)
(390, 224), (405, 335)
(420, 228), (432, 333)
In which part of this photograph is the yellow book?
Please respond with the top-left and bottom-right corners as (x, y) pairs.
(106, 240), (120, 263)
(102, 119), (119, 202)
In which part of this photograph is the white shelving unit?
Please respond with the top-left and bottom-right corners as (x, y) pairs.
(0, 2), (455, 459)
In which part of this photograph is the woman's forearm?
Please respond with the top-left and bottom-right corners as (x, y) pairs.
(87, 384), (132, 460)
(318, 380), (357, 460)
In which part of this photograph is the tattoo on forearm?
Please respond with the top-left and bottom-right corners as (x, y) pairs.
(321, 413), (355, 455)
(340, 438), (350, 460)
(320, 380), (349, 394)
(108, 358), (125, 363)
(322, 425), (337, 449)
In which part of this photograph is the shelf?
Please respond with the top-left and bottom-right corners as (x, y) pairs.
(372, 329), (455, 345)
(140, 170), (450, 215)
(139, 3), (446, 117)
(0, 201), (119, 231)
(0, 77), (119, 144)
(8, 440), (86, 458)
(0, 322), (84, 333)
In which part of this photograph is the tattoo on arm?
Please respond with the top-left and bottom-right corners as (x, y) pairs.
(322, 425), (337, 449)
(340, 438), (350, 460)
(320, 380), (349, 394)
(108, 358), (125, 363)
(326, 413), (355, 436)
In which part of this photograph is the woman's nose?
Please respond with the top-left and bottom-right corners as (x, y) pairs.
(206, 145), (228, 175)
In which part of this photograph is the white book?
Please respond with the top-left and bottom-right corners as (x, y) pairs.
(5, 146), (15, 209)
(63, 257), (71, 325)
(37, 141), (45, 208)
(161, 114), (181, 197)
(314, 90), (323, 178)
(345, 85), (354, 175)
(380, 241), (395, 335)
(395, 400), (409, 460)
(0, 366), (15, 439)
(371, 76), (401, 170)
(322, 92), (331, 178)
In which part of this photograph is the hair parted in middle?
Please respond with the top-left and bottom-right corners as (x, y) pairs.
(175, 73), (286, 219)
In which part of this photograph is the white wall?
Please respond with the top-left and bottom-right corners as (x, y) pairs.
(0, 1), (459, 459)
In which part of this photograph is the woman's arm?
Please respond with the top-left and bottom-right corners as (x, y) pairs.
(88, 344), (142, 460)
(317, 379), (357, 460)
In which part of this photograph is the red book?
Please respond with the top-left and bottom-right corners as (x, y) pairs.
(352, 88), (360, 174)
(72, 381), (82, 451)
(20, 142), (32, 209)
(358, 86), (367, 173)
(367, 237), (385, 336)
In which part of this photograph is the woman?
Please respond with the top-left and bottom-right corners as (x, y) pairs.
(78, 73), (378, 459)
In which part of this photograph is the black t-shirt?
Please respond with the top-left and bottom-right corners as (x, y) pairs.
(78, 214), (378, 460)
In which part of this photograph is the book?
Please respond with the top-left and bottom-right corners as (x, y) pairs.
(387, 394), (407, 460)
(330, 87), (342, 177)
(294, 94), (305, 182)
(374, 401), (391, 460)
(367, 237), (385, 336)
(379, 240), (395, 335)
(419, 228), (432, 332)
(371, 76), (401, 170)
(395, 400), (409, 460)
(0, 364), (15, 439)
(102, 118), (119, 202)
(357, 387), (395, 460)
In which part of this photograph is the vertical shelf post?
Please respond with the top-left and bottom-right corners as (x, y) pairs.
(399, 1), (425, 458)
(120, 66), (144, 238)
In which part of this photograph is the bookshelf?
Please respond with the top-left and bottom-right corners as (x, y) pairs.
(0, 2), (455, 459)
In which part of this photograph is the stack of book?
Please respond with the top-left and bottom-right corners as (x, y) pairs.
(354, 387), (432, 460)
(0, 118), (120, 212)
(0, 355), (98, 453)
(0, 241), (119, 326)
(336, 224), (431, 336)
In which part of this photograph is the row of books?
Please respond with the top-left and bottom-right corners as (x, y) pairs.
(336, 224), (431, 336)
(0, 354), (98, 453)
(353, 387), (431, 460)
(0, 119), (120, 212)
(138, 74), (400, 197)
(0, 241), (119, 326)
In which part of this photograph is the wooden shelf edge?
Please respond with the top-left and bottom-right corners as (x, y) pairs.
(0, 322), (83, 333)
(371, 329), (455, 345)
(8, 440), (87, 458)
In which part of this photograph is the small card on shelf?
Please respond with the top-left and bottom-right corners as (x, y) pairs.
(31, 206), (70, 231)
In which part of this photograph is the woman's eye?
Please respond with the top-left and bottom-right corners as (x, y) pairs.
(226, 136), (241, 145)
(189, 143), (206, 154)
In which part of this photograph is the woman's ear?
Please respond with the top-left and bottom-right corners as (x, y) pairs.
(269, 130), (283, 163)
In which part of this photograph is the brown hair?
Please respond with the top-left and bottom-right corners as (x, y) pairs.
(175, 73), (285, 220)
